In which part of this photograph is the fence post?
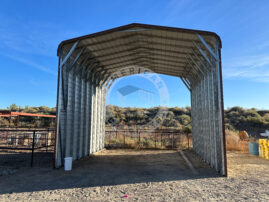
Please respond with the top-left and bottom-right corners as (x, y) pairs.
(172, 133), (174, 150)
(123, 131), (125, 146)
(31, 131), (36, 167)
(155, 132), (157, 149)
(187, 133), (189, 150)
(138, 130), (140, 148)
(161, 133), (163, 147)
(46, 128), (49, 152)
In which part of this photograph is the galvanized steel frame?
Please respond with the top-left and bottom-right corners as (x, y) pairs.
(55, 23), (227, 176)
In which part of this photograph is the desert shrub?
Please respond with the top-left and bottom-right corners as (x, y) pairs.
(183, 125), (192, 134)
(0, 118), (9, 126)
(225, 129), (248, 152)
(225, 123), (235, 131)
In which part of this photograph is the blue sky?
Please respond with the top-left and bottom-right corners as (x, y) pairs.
(0, 0), (269, 109)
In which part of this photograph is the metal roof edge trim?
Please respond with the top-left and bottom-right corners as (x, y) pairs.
(57, 23), (222, 56)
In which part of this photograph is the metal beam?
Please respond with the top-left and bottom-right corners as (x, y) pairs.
(100, 54), (188, 68)
(180, 77), (191, 91)
(191, 48), (211, 72)
(197, 34), (218, 61)
(82, 46), (195, 62)
(188, 54), (206, 76)
(193, 41), (214, 67)
(105, 59), (187, 72)
(82, 39), (193, 54)
(98, 51), (187, 64)
(74, 53), (92, 76)
(77, 32), (215, 52)
(186, 58), (202, 80)
(60, 41), (79, 68)
(68, 47), (86, 72)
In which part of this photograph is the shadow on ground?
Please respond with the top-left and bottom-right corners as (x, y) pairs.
(0, 149), (220, 194)
(0, 151), (54, 167)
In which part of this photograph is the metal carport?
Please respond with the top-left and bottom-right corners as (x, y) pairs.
(55, 23), (227, 176)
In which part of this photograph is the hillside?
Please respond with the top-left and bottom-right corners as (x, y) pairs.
(1, 104), (269, 137)
(106, 105), (269, 137)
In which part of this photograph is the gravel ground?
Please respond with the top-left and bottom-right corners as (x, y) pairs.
(0, 149), (268, 201)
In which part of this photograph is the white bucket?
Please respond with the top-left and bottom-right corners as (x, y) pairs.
(64, 157), (72, 171)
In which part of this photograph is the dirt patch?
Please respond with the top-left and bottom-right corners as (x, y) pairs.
(0, 149), (268, 201)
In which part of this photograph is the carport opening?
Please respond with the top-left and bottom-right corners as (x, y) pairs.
(55, 23), (227, 176)
(104, 72), (193, 151)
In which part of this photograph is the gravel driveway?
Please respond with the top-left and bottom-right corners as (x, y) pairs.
(0, 149), (268, 201)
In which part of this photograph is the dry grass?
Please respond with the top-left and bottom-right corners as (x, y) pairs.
(105, 134), (192, 150)
(106, 130), (249, 152)
(225, 129), (249, 152)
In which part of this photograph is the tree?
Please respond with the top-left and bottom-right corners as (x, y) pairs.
(8, 104), (20, 111)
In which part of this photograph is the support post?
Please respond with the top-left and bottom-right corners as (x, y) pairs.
(31, 131), (36, 167)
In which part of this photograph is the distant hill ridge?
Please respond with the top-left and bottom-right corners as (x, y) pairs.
(1, 104), (268, 137)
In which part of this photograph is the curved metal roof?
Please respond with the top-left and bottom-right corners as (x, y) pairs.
(57, 23), (221, 79)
